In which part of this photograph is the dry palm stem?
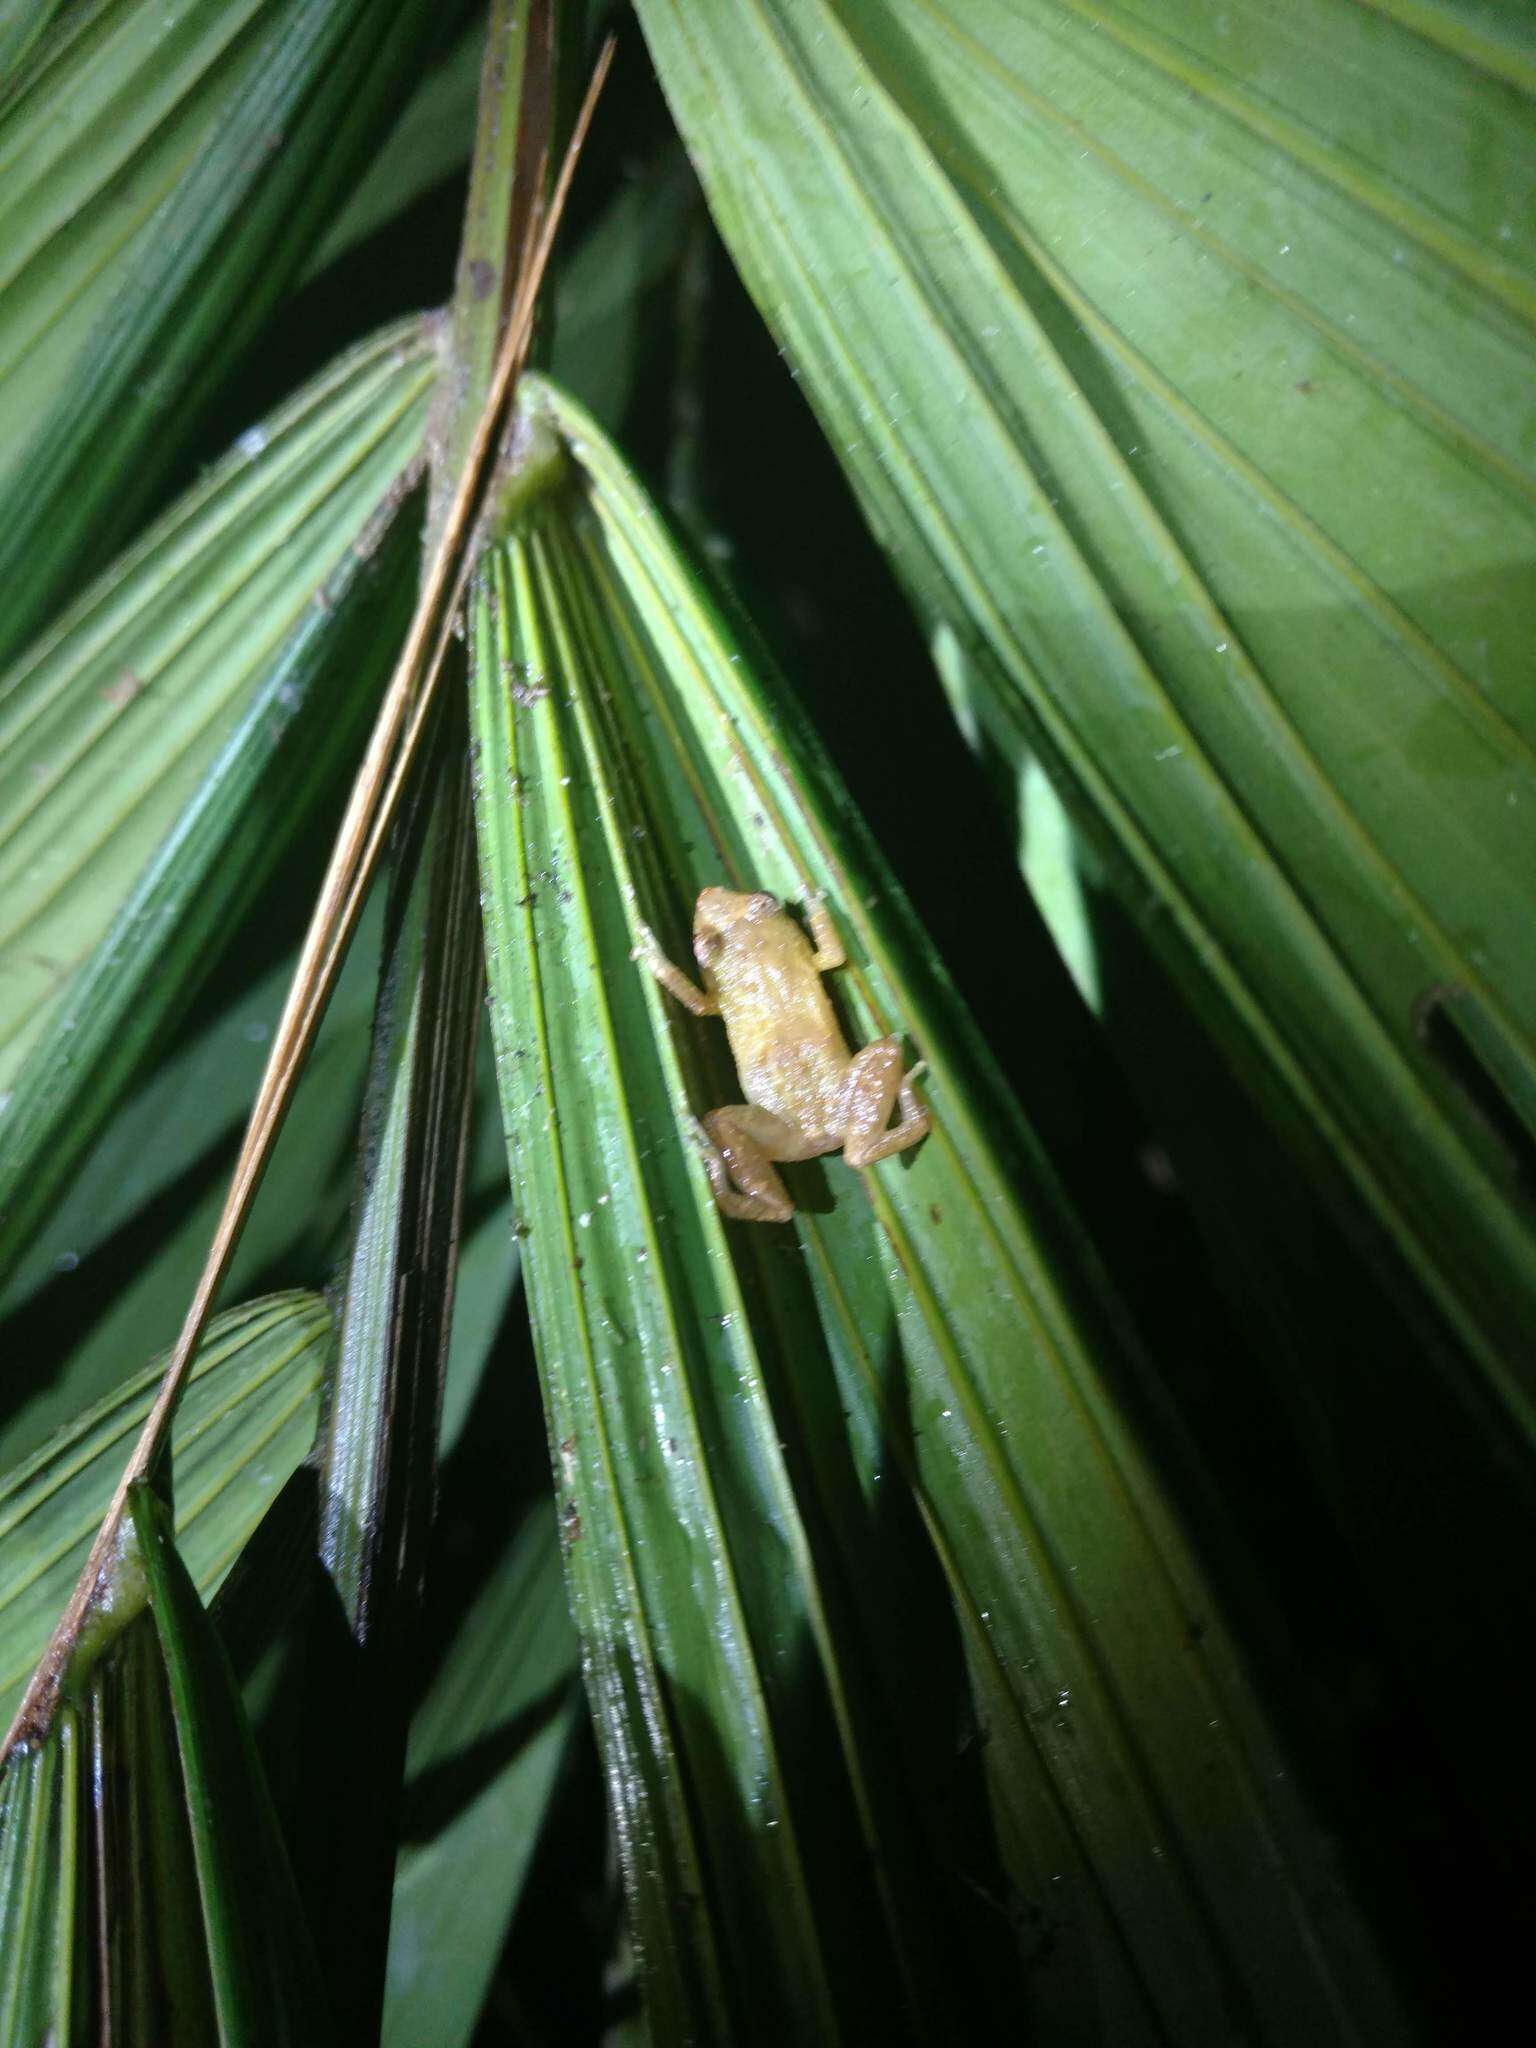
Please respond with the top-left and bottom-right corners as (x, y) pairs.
(2, 39), (615, 1760)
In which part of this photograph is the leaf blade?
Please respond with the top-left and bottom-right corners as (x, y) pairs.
(0, 1292), (331, 1732)
(382, 1501), (577, 2048)
(470, 379), (1408, 2041)
(0, 316), (435, 1287)
(633, 0), (1536, 1427)
(0, 0), (448, 655)
(130, 1479), (328, 2046)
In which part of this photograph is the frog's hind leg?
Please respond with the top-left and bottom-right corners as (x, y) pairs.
(841, 1037), (930, 1170)
(698, 1106), (803, 1223)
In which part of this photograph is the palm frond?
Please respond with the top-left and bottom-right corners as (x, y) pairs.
(634, 0), (1536, 1425)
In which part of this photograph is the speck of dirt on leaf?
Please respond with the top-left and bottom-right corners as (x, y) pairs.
(101, 669), (144, 709)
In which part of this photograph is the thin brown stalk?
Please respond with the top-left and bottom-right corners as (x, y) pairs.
(2, 38), (615, 1761)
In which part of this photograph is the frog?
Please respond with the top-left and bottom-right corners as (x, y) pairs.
(632, 885), (930, 1223)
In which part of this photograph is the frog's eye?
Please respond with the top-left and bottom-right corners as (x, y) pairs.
(693, 929), (723, 966)
(745, 891), (779, 921)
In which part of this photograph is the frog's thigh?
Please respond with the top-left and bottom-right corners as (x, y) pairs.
(842, 1036), (931, 1171)
(700, 1106), (799, 1223)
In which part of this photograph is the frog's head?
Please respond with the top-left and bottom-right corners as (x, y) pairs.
(693, 885), (779, 964)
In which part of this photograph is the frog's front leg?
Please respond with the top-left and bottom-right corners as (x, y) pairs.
(698, 1105), (809, 1223)
(632, 921), (717, 1017)
(804, 894), (847, 973)
(841, 1036), (930, 1170)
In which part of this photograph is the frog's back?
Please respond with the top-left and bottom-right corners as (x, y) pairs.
(711, 915), (849, 1137)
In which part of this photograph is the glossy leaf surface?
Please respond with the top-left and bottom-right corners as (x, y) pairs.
(467, 379), (1404, 2042)
(634, 0), (1536, 1425)
(0, 319), (434, 1284)
(0, 1292), (330, 1730)
(0, 1467), (328, 2044)
(0, 0), (444, 654)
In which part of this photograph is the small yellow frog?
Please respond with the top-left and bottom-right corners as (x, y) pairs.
(633, 886), (929, 1223)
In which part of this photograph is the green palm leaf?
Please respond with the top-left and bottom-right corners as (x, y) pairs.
(129, 1481), (328, 2043)
(0, 1477), (329, 2044)
(0, 0), (446, 656)
(0, 1292), (330, 1731)
(382, 1499), (576, 2048)
(0, 0), (58, 78)
(468, 378), (1404, 2041)
(0, 317), (435, 1286)
(0, 1289), (334, 2036)
(634, 0), (1536, 1428)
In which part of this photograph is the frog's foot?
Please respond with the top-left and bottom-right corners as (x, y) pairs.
(842, 1037), (931, 1170)
(802, 892), (847, 974)
(698, 1106), (798, 1224)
